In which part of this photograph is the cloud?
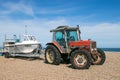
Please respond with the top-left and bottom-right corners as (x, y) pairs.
(0, 1), (34, 17)
(80, 22), (120, 48)
(81, 22), (120, 38)
(0, 17), (120, 48)
(36, 8), (76, 14)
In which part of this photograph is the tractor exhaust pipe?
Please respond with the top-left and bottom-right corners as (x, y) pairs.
(77, 25), (79, 28)
(77, 25), (81, 33)
(77, 25), (81, 40)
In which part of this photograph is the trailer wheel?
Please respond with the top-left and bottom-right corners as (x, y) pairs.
(4, 52), (10, 58)
(45, 45), (61, 65)
(92, 48), (106, 65)
(70, 50), (91, 69)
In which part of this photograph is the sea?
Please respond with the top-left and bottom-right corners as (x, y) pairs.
(101, 48), (120, 52)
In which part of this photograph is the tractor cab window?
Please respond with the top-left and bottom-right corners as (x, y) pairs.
(66, 30), (78, 42)
(55, 31), (66, 47)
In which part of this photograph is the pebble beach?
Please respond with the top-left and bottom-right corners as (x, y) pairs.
(0, 52), (120, 80)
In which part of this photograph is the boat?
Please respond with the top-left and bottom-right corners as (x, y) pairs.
(3, 34), (42, 58)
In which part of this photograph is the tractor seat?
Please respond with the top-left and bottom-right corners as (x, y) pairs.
(70, 36), (75, 41)
(57, 38), (66, 47)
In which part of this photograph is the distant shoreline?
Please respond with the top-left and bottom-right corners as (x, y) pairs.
(105, 51), (120, 53)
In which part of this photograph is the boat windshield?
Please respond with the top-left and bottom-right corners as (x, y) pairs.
(28, 36), (36, 41)
(24, 35), (36, 41)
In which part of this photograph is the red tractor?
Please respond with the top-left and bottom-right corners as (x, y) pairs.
(45, 26), (106, 69)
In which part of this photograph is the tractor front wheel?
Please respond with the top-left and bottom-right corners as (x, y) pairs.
(70, 50), (91, 69)
(45, 45), (61, 65)
(92, 48), (106, 65)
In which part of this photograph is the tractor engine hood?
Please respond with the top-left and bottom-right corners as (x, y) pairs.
(70, 40), (96, 50)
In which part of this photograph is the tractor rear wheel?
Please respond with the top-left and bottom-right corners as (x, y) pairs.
(92, 48), (106, 65)
(70, 50), (91, 69)
(45, 45), (61, 65)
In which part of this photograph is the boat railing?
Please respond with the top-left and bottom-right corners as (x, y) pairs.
(4, 35), (37, 43)
(4, 39), (15, 42)
(4, 34), (21, 43)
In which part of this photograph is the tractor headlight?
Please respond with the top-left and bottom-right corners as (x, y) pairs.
(90, 42), (97, 53)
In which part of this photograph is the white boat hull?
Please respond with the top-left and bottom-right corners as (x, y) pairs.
(15, 41), (40, 53)
(15, 44), (39, 53)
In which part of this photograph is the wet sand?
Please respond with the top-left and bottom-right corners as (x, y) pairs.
(0, 52), (120, 80)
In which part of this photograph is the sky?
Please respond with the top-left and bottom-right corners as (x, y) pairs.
(0, 0), (120, 48)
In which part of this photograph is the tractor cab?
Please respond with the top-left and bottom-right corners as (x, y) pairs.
(50, 26), (81, 53)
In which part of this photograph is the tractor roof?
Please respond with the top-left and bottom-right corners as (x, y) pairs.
(50, 26), (79, 32)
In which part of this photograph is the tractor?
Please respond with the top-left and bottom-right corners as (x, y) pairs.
(45, 25), (106, 69)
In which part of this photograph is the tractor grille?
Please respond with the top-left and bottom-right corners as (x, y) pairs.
(92, 42), (96, 49)
(91, 42), (97, 54)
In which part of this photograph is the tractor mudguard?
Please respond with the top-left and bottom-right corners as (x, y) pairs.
(46, 42), (63, 53)
(70, 46), (90, 57)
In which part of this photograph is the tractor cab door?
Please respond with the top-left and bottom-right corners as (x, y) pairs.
(55, 31), (66, 48)
(55, 31), (68, 53)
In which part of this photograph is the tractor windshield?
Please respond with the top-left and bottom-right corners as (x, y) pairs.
(66, 30), (79, 41)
